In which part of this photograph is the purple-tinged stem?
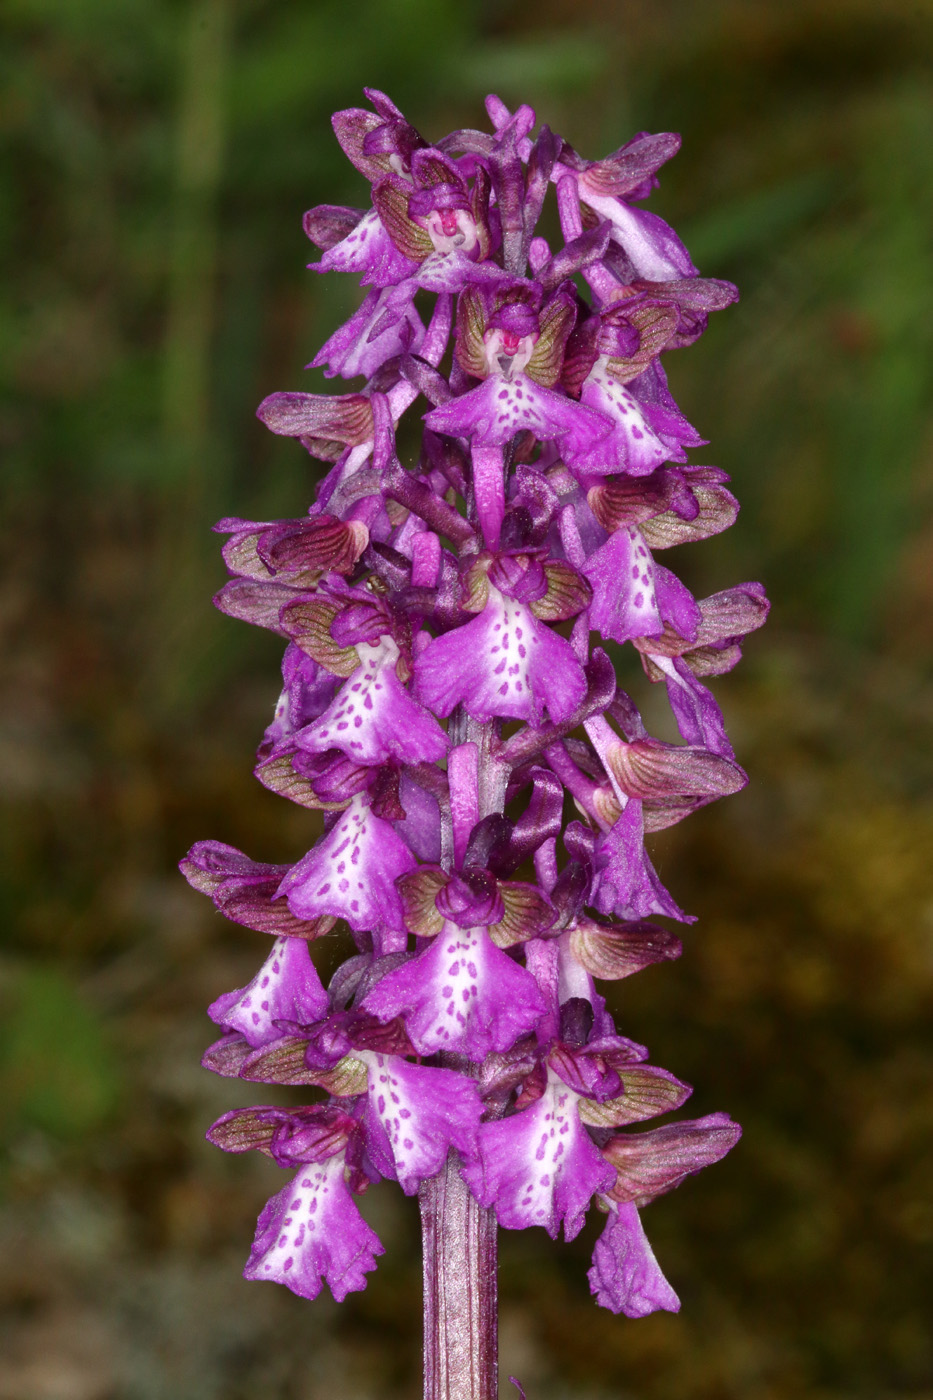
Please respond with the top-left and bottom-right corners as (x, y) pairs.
(420, 1145), (498, 1400)
(420, 721), (503, 1398)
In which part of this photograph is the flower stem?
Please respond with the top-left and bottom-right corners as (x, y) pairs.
(419, 1147), (498, 1400)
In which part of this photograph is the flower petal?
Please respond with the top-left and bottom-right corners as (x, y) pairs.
(360, 1053), (483, 1194)
(584, 526), (663, 644)
(414, 585), (586, 725)
(295, 637), (448, 767)
(310, 208), (420, 287)
(208, 936), (329, 1047)
(312, 285), (424, 380)
(574, 364), (671, 476)
(587, 1202), (680, 1316)
(579, 188), (696, 281)
(361, 922), (546, 1059)
(464, 1072), (615, 1239)
(244, 1156), (383, 1301)
(425, 374), (610, 452)
(591, 801), (693, 924)
(278, 794), (417, 944)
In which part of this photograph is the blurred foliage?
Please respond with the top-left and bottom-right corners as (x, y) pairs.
(1, 0), (932, 1397)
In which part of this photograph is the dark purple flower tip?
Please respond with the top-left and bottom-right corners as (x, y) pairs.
(407, 184), (471, 219)
(269, 1105), (359, 1169)
(488, 552), (548, 604)
(435, 869), (505, 928)
(462, 813), (514, 874)
(329, 598), (397, 648)
(558, 996), (595, 1050)
(549, 1040), (623, 1102)
(487, 301), (541, 340)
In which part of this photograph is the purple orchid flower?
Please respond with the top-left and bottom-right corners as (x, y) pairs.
(187, 92), (765, 1391)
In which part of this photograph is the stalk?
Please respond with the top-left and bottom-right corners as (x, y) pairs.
(420, 1145), (498, 1400)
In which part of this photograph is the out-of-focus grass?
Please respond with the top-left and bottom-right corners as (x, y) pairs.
(1, 0), (932, 1396)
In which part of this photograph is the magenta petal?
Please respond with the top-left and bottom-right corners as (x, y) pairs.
(464, 1072), (615, 1239)
(654, 564), (701, 642)
(361, 923), (546, 1059)
(263, 646), (341, 752)
(312, 285), (423, 379)
(578, 188), (696, 281)
(652, 654), (735, 761)
(587, 1202), (680, 1317)
(414, 585), (586, 725)
(209, 936), (329, 1047)
(592, 801), (693, 924)
(425, 374), (610, 453)
(584, 527), (663, 644)
(414, 250), (510, 294)
(360, 1053), (483, 1194)
(295, 637), (448, 766)
(574, 366), (670, 476)
(311, 208), (420, 287)
(278, 794), (417, 938)
(244, 1157), (383, 1301)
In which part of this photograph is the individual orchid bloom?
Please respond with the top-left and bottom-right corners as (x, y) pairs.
(414, 581), (587, 726)
(361, 920), (547, 1060)
(311, 284), (426, 380)
(293, 634), (448, 767)
(424, 283), (611, 544)
(358, 1051), (484, 1195)
(426, 283), (605, 443)
(588, 1112), (742, 1315)
(192, 93), (765, 1362)
(302, 90), (429, 288)
(245, 1152), (383, 1302)
(463, 1066), (617, 1240)
(208, 1104), (383, 1302)
(373, 146), (495, 264)
(583, 524), (701, 645)
(588, 1201), (680, 1317)
(258, 289), (453, 485)
(208, 936), (330, 1048)
(558, 296), (688, 476)
(276, 792), (418, 952)
(591, 799), (694, 924)
(554, 133), (697, 284)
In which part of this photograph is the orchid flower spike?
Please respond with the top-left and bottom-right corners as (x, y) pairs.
(184, 89), (766, 1387)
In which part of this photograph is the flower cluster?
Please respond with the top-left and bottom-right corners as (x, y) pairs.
(184, 91), (766, 1319)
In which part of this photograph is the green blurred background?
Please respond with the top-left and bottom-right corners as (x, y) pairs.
(2, 1), (932, 1396)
